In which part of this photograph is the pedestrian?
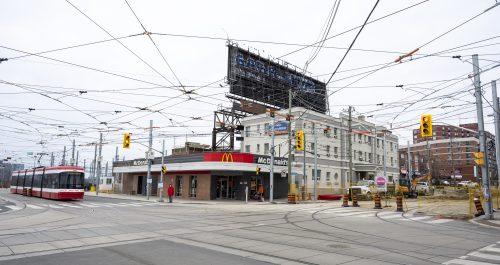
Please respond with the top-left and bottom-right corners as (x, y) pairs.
(167, 184), (174, 203)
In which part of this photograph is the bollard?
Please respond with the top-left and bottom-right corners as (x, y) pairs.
(474, 196), (485, 217)
(342, 194), (349, 207)
(373, 193), (382, 209)
(396, 195), (403, 212)
(352, 194), (360, 207)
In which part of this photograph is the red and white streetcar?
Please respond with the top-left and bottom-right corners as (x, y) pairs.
(10, 166), (85, 200)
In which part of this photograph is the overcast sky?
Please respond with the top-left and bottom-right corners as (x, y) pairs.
(1, 0), (499, 170)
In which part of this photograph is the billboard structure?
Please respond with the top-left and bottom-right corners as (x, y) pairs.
(227, 44), (327, 113)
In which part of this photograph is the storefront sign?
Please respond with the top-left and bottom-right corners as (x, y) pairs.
(133, 160), (148, 166)
(255, 155), (288, 166)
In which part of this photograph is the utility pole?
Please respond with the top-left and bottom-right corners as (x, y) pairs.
(146, 120), (153, 200)
(383, 132), (387, 178)
(303, 129), (307, 199)
(450, 135), (455, 180)
(407, 140), (411, 182)
(287, 89), (295, 202)
(115, 146), (119, 162)
(492, 80), (500, 189)
(62, 146), (66, 166)
(105, 161), (108, 177)
(159, 139), (165, 202)
(50, 152), (54, 167)
(96, 133), (103, 196)
(313, 122), (318, 201)
(348, 106), (353, 193)
(76, 151), (79, 166)
(92, 143), (98, 186)
(269, 112), (275, 203)
(71, 139), (75, 166)
(473, 54), (493, 219)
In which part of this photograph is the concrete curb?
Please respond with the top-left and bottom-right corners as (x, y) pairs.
(469, 214), (500, 230)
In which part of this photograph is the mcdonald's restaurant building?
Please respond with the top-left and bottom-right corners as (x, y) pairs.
(112, 152), (289, 200)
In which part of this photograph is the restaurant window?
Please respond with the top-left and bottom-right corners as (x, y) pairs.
(189, 175), (197, 198)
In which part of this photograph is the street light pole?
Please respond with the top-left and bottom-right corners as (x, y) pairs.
(146, 120), (153, 200)
(269, 113), (275, 203)
(159, 139), (165, 202)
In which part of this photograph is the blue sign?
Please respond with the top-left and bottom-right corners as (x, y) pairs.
(268, 121), (288, 135)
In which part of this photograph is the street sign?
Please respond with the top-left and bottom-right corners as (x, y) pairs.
(147, 178), (152, 184)
(375, 176), (386, 185)
(158, 182), (164, 189)
(281, 170), (287, 178)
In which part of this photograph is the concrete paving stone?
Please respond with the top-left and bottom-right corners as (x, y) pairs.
(79, 236), (116, 245)
(110, 233), (148, 241)
(48, 239), (86, 249)
(66, 229), (100, 238)
(269, 247), (326, 260)
(10, 242), (57, 254)
(227, 239), (265, 248)
(39, 230), (78, 241)
(245, 242), (293, 254)
(0, 235), (43, 246)
(299, 252), (359, 265)
(0, 246), (13, 256)
(247, 253), (307, 265)
(375, 252), (438, 265)
(157, 228), (197, 235)
(201, 236), (247, 245)
(341, 258), (394, 265)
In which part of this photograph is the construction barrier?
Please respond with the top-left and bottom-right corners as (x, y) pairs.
(474, 196), (485, 217)
(373, 193), (382, 209)
(287, 193), (297, 204)
(342, 194), (349, 207)
(352, 194), (360, 207)
(396, 195), (403, 212)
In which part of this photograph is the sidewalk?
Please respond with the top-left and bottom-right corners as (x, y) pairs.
(471, 210), (500, 229)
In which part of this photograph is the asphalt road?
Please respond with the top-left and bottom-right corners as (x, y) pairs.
(0, 190), (499, 265)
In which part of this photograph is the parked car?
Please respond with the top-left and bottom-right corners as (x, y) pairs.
(416, 182), (430, 194)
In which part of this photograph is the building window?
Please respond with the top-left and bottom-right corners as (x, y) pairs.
(256, 144), (261, 154)
(312, 169), (321, 181)
(377, 139), (380, 148)
(326, 172), (331, 182)
(245, 126), (250, 137)
(175, 176), (183, 196)
(358, 151), (362, 161)
(245, 145), (250, 153)
(390, 143), (393, 151)
(311, 142), (315, 151)
(354, 150), (356, 160)
(264, 123), (269, 133)
(369, 153), (373, 163)
(326, 145), (330, 155)
(256, 124), (261, 134)
(264, 143), (269, 154)
(334, 173), (339, 180)
(377, 155), (381, 164)
(334, 128), (338, 137)
(334, 147), (338, 155)
(390, 157), (393, 166)
(189, 175), (197, 198)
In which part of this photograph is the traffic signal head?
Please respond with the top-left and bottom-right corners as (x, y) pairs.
(420, 114), (432, 137)
(161, 165), (167, 174)
(295, 130), (304, 150)
(256, 166), (261, 176)
(474, 152), (484, 166)
(123, 133), (131, 149)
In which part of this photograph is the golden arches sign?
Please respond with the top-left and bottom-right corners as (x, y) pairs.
(221, 153), (234, 162)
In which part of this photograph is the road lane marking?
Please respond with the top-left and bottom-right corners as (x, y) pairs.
(468, 251), (500, 261)
(5, 205), (22, 210)
(426, 219), (453, 224)
(443, 258), (496, 265)
(48, 204), (64, 209)
(26, 204), (44, 209)
(480, 245), (500, 253)
(408, 216), (432, 221)
(58, 204), (82, 208)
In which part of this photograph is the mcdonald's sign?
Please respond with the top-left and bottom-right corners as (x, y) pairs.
(221, 153), (234, 162)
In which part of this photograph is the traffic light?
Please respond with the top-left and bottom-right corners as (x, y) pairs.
(161, 165), (167, 174)
(295, 130), (304, 150)
(420, 114), (432, 137)
(123, 133), (131, 149)
(256, 166), (261, 176)
(474, 152), (484, 166)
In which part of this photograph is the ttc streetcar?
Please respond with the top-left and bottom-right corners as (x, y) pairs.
(10, 166), (85, 200)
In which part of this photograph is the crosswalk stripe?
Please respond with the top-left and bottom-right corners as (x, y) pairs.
(26, 204), (44, 209)
(336, 211), (376, 217)
(480, 245), (500, 254)
(78, 203), (97, 207)
(48, 204), (64, 208)
(5, 205), (22, 210)
(58, 204), (82, 208)
(351, 213), (376, 218)
(408, 216), (432, 221)
(443, 259), (496, 265)
(426, 219), (453, 224)
(379, 214), (403, 219)
(469, 251), (500, 261)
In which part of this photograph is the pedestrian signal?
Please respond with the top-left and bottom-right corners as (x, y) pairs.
(123, 133), (131, 149)
(420, 114), (432, 137)
(295, 130), (304, 150)
(474, 152), (484, 166)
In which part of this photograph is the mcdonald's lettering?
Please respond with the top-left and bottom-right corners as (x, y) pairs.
(221, 153), (234, 162)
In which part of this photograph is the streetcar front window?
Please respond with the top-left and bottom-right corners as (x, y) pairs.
(59, 172), (84, 189)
